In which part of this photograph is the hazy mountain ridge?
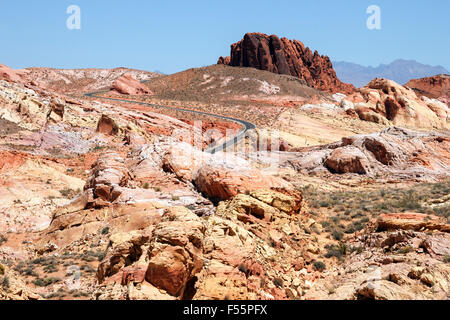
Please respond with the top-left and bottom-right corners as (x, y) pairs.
(333, 59), (449, 88)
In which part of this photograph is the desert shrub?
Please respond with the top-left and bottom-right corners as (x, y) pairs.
(142, 183), (150, 189)
(331, 230), (344, 241)
(260, 277), (267, 288)
(443, 255), (450, 263)
(238, 263), (248, 274)
(33, 256), (58, 266)
(71, 290), (89, 298)
(33, 277), (61, 287)
(433, 205), (450, 218)
(325, 243), (348, 260)
(345, 221), (365, 234)
(0, 234), (7, 246)
(397, 245), (413, 254)
(15, 262), (38, 277)
(80, 265), (96, 273)
(1, 276), (10, 288)
(101, 226), (110, 235)
(91, 145), (106, 152)
(395, 190), (422, 211)
(313, 261), (326, 272)
(43, 264), (58, 274)
(320, 201), (331, 208)
(61, 252), (75, 260)
(81, 250), (105, 262)
(273, 277), (284, 288)
(59, 188), (78, 199)
(351, 246), (363, 254)
(331, 216), (341, 223)
(0, 264), (5, 275)
(320, 221), (331, 228)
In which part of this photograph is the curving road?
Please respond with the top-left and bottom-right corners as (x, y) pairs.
(84, 90), (256, 154)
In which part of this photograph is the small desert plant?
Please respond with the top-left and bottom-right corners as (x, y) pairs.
(101, 226), (110, 235)
(59, 188), (77, 198)
(33, 277), (61, 287)
(1, 276), (10, 289)
(80, 265), (96, 273)
(443, 255), (450, 263)
(238, 263), (248, 275)
(351, 246), (364, 254)
(397, 245), (413, 255)
(325, 243), (348, 260)
(260, 277), (267, 288)
(43, 264), (59, 274)
(273, 277), (284, 288)
(0, 234), (7, 245)
(331, 230), (344, 241)
(313, 261), (326, 272)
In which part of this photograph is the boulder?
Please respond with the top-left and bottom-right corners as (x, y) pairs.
(96, 115), (119, 136)
(194, 165), (293, 201)
(324, 146), (370, 174)
(146, 207), (205, 297)
(376, 213), (450, 233)
(111, 74), (152, 95)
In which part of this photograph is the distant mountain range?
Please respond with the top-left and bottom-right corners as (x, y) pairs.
(333, 59), (449, 88)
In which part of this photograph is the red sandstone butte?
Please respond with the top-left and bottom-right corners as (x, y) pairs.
(218, 33), (355, 94)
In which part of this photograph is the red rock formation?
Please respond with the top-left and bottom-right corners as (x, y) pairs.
(0, 64), (23, 83)
(324, 146), (370, 174)
(217, 56), (231, 65)
(96, 115), (119, 136)
(194, 164), (293, 201)
(111, 74), (152, 95)
(218, 33), (355, 94)
(406, 75), (450, 104)
(376, 213), (450, 233)
(348, 78), (449, 129)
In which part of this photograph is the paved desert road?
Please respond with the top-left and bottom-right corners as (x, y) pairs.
(84, 91), (257, 154)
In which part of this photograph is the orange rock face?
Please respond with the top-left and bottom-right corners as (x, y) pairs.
(348, 78), (449, 129)
(324, 146), (370, 174)
(0, 151), (28, 173)
(218, 33), (355, 94)
(194, 165), (293, 201)
(406, 74), (450, 104)
(376, 213), (450, 233)
(0, 64), (23, 83)
(111, 74), (152, 95)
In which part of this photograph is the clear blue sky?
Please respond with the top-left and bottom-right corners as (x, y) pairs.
(0, 0), (449, 74)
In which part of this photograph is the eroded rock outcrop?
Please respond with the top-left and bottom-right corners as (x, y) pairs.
(93, 189), (317, 300)
(111, 74), (152, 95)
(406, 74), (450, 105)
(375, 213), (450, 233)
(348, 78), (449, 129)
(305, 216), (450, 300)
(218, 33), (355, 94)
(0, 265), (41, 300)
(194, 165), (293, 201)
(288, 127), (450, 181)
